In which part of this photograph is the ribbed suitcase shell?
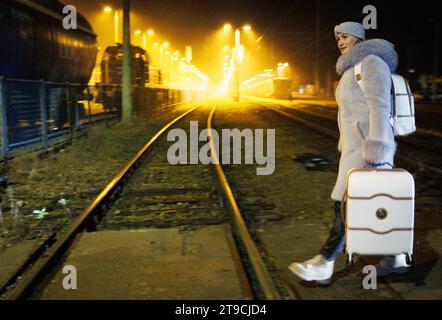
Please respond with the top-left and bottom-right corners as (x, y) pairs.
(345, 169), (414, 259)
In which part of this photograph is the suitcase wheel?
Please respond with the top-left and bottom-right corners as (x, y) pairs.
(346, 254), (355, 265)
(405, 254), (414, 266)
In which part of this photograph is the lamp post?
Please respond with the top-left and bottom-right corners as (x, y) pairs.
(160, 42), (169, 71)
(103, 6), (120, 44)
(224, 24), (251, 102)
(122, 0), (132, 122)
(153, 41), (159, 65)
(141, 29), (154, 51)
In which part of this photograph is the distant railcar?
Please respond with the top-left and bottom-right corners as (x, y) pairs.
(242, 76), (292, 100)
(272, 77), (292, 100)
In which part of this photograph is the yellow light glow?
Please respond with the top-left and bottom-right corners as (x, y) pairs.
(134, 30), (141, 35)
(163, 42), (169, 47)
(153, 42), (159, 47)
(224, 24), (232, 31)
(173, 51), (179, 56)
(243, 25), (252, 31)
(147, 29), (154, 35)
(104, 6), (112, 13)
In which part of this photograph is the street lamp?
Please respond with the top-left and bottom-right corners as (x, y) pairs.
(159, 42), (169, 72)
(103, 6), (120, 44)
(141, 29), (155, 51)
(223, 24), (252, 102)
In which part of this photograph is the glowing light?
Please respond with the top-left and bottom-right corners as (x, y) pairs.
(104, 6), (112, 13)
(134, 30), (141, 35)
(153, 42), (159, 47)
(147, 29), (154, 35)
(163, 42), (169, 47)
(243, 25), (252, 31)
(224, 24), (232, 31)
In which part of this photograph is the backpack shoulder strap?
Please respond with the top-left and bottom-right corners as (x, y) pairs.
(354, 62), (363, 88)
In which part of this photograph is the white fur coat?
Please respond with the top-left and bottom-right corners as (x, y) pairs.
(331, 39), (398, 201)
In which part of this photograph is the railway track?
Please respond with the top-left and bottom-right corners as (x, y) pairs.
(259, 102), (442, 176)
(293, 103), (442, 150)
(1, 99), (437, 300)
(0, 101), (284, 300)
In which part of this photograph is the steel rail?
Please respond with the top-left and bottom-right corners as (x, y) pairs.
(261, 103), (442, 176)
(207, 105), (282, 300)
(263, 103), (339, 138)
(3, 102), (203, 300)
(287, 103), (442, 150)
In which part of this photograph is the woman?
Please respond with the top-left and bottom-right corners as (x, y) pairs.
(288, 21), (409, 284)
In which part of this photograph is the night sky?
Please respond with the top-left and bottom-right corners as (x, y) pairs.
(67, 0), (441, 86)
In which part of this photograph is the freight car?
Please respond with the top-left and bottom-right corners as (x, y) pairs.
(0, 0), (97, 146)
(0, 0), (97, 82)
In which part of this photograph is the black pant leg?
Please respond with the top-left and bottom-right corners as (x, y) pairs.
(320, 201), (345, 259)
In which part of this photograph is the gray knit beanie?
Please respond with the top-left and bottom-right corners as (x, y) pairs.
(334, 22), (365, 40)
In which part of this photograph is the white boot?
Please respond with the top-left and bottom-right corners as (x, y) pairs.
(288, 255), (334, 284)
(376, 254), (410, 277)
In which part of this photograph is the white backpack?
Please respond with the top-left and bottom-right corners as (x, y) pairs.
(354, 62), (416, 136)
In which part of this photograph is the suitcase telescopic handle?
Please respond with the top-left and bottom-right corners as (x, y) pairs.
(341, 191), (348, 224)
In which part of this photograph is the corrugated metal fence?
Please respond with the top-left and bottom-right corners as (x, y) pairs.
(0, 77), (184, 158)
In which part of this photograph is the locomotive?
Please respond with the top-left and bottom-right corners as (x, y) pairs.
(101, 44), (162, 87)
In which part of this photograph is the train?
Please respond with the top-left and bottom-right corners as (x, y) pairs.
(100, 44), (162, 87)
(98, 43), (168, 111)
(0, 0), (202, 148)
(0, 0), (97, 83)
(0, 0), (98, 146)
(242, 76), (293, 100)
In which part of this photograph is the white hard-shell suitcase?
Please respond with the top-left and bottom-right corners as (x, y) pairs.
(344, 168), (415, 265)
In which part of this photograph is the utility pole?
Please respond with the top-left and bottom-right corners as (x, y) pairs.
(314, 0), (320, 96)
(122, 0), (133, 122)
(433, 19), (440, 77)
(432, 19), (439, 100)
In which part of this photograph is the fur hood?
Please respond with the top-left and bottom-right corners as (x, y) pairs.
(336, 39), (398, 75)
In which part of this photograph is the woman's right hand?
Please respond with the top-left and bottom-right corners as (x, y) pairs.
(367, 162), (393, 169)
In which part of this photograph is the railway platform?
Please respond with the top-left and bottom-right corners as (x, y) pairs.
(38, 226), (249, 300)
